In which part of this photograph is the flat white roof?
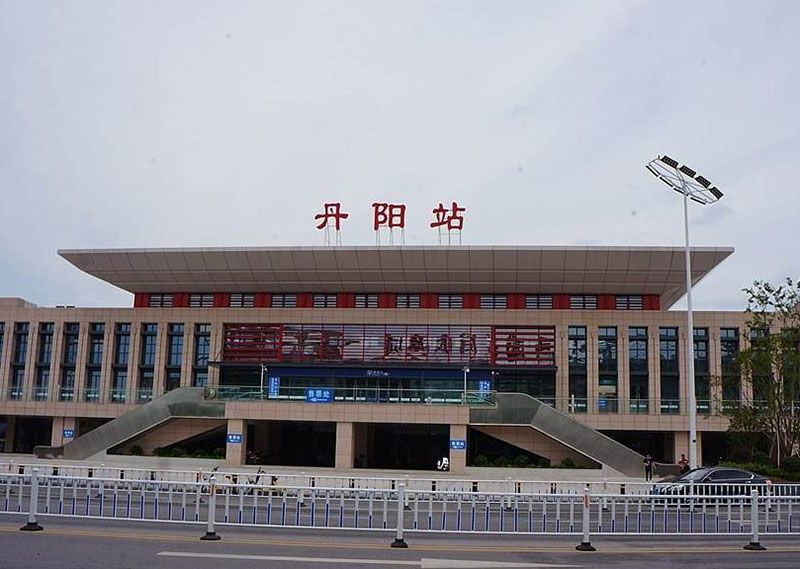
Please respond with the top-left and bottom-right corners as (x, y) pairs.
(58, 245), (734, 308)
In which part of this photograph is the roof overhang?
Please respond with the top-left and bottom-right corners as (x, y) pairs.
(58, 245), (734, 309)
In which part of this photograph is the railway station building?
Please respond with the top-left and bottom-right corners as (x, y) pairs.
(0, 245), (746, 475)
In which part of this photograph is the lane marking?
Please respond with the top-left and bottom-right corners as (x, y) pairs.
(157, 551), (581, 568)
(157, 551), (416, 565)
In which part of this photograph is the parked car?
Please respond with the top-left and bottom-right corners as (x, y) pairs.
(652, 467), (769, 496)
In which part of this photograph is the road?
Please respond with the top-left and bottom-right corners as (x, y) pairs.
(0, 515), (799, 569)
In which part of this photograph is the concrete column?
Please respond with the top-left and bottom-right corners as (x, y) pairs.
(650, 329), (661, 414)
(586, 327), (599, 413)
(100, 323), (115, 403)
(180, 322), (194, 388)
(49, 322), (65, 402)
(708, 328), (722, 411)
(617, 326), (628, 413)
(23, 322), (40, 401)
(50, 417), (77, 448)
(127, 321), (142, 405)
(225, 419), (247, 467)
(3, 416), (16, 453)
(335, 422), (355, 469)
(72, 322), (90, 402)
(208, 323), (224, 389)
(673, 431), (703, 466)
(448, 424), (467, 474)
(554, 325), (570, 412)
(0, 322), (12, 399)
(153, 323), (168, 398)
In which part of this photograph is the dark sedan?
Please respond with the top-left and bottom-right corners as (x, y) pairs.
(653, 467), (769, 496)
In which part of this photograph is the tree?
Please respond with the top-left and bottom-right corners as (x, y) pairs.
(725, 278), (800, 467)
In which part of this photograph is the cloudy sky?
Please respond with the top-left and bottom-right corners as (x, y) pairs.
(1, 1), (798, 310)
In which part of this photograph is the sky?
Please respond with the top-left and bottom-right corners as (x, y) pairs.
(1, 0), (799, 310)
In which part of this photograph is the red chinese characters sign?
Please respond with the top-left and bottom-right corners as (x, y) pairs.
(314, 202), (465, 233)
(223, 323), (555, 367)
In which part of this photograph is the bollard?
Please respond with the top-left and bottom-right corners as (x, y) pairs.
(743, 489), (766, 551)
(20, 468), (43, 531)
(391, 483), (408, 548)
(575, 485), (595, 551)
(200, 476), (221, 541)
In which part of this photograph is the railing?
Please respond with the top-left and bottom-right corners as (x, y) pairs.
(1, 470), (794, 550)
(208, 386), (496, 406)
(558, 397), (790, 417)
(3, 462), (800, 499)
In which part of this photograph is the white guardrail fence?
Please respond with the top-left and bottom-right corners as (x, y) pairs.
(2, 463), (799, 551)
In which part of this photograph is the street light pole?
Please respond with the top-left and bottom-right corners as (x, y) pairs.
(463, 366), (470, 405)
(645, 154), (724, 471)
(682, 188), (699, 470)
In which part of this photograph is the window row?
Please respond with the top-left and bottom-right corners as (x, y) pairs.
(142, 293), (656, 310)
(1, 322), (213, 402)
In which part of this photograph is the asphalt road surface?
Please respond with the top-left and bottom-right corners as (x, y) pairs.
(0, 515), (799, 569)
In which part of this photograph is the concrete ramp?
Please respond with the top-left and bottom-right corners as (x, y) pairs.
(471, 393), (651, 478)
(34, 388), (225, 460)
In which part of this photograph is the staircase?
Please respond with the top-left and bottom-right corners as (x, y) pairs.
(470, 393), (663, 478)
(34, 387), (225, 460)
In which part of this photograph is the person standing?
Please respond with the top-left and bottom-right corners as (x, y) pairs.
(677, 453), (690, 474)
(643, 453), (654, 481)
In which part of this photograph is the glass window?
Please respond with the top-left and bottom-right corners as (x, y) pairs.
(34, 368), (49, 401)
(114, 323), (131, 366)
(189, 293), (214, 308)
(615, 295), (643, 310)
(193, 323), (211, 387)
(9, 367), (25, 400)
(570, 295), (597, 310)
(355, 294), (379, 308)
(12, 322), (29, 365)
(438, 294), (463, 309)
(396, 294), (421, 308)
(62, 323), (79, 365)
(525, 295), (553, 309)
(140, 323), (158, 366)
(480, 295), (507, 309)
(37, 322), (54, 365)
(660, 327), (680, 414)
(721, 327), (740, 404)
(149, 294), (173, 307)
(229, 293), (255, 308)
(568, 326), (588, 413)
(59, 368), (75, 401)
(272, 293), (297, 308)
(88, 324), (104, 366)
(111, 369), (127, 403)
(313, 294), (337, 308)
(167, 324), (184, 367)
(629, 327), (649, 413)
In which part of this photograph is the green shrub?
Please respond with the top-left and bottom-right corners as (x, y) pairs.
(129, 445), (143, 456)
(473, 455), (491, 467)
(559, 458), (576, 469)
(782, 456), (800, 473)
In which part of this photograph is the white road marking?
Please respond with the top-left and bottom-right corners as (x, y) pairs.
(157, 551), (417, 565)
(157, 551), (581, 568)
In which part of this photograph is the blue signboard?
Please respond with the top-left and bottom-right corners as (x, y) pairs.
(227, 433), (243, 444)
(63, 429), (75, 439)
(268, 376), (280, 399)
(449, 439), (467, 450)
(306, 388), (333, 403)
(478, 380), (491, 393)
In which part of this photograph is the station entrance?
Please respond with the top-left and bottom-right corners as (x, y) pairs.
(354, 423), (449, 471)
(246, 420), (335, 467)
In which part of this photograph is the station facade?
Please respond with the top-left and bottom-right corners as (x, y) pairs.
(0, 245), (746, 473)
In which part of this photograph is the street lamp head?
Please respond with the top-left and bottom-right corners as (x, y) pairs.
(645, 155), (724, 205)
